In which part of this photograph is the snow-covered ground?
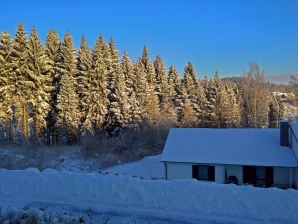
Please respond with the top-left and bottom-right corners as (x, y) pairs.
(1, 153), (298, 223)
(103, 155), (164, 179)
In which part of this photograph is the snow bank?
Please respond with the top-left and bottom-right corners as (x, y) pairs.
(103, 155), (164, 179)
(1, 168), (298, 223)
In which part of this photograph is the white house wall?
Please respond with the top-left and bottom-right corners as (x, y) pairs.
(215, 165), (225, 184)
(274, 167), (291, 187)
(166, 162), (192, 179)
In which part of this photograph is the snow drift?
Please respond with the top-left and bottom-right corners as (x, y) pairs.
(1, 167), (298, 223)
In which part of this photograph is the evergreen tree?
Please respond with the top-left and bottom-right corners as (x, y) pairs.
(183, 62), (207, 126)
(154, 55), (169, 107)
(11, 22), (30, 139)
(132, 59), (149, 123)
(141, 45), (150, 74)
(56, 32), (80, 143)
(83, 35), (109, 133)
(143, 87), (161, 126)
(120, 52), (137, 125)
(0, 30), (14, 140)
(131, 58), (161, 126)
(225, 82), (241, 127)
(105, 37), (122, 135)
(167, 65), (182, 123)
(183, 62), (198, 95)
(45, 29), (60, 144)
(77, 35), (92, 133)
(110, 67), (131, 129)
(206, 72), (235, 127)
(181, 95), (197, 127)
(92, 34), (106, 67)
(27, 27), (52, 140)
(268, 94), (284, 128)
(159, 99), (178, 128)
(120, 52), (134, 94)
(108, 37), (119, 72)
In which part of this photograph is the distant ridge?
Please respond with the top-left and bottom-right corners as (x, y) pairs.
(265, 74), (298, 85)
(223, 74), (298, 85)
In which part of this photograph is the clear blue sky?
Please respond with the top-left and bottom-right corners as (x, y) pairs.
(1, 0), (298, 78)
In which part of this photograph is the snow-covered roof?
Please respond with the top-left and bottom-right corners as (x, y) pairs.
(161, 128), (298, 167)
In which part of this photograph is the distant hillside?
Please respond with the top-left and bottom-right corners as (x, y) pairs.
(222, 76), (244, 84)
(223, 74), (298, 86)
(265, 74), (298, 85)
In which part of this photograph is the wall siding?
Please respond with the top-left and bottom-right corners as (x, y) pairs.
(274, 167), (291, 187)
(215, 165), (225, 184)
(166, 162), (192, 179)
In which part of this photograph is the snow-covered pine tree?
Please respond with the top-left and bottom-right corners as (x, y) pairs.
(107, 37), (119, 72)
(132, 59), (148, 123)
(10, 23), (31, 140)
(56, 32), (80, 144)
(168, 65), (183, 122)
(201, 76), (210, 96)
(268, 94), (284, 128)
(183, 62), (207, 126)
(196, 80), (209, 127)
(105, 37), (124, 136)
(45, 29), (60, 144)
(131, 58), (161, 126)
(139, 46), (155, 88)
(183, 62), (198, 95)
(92, 34), (106, 65)
(143, 87), (161, 126)
(206, 73), (241, 128)
(110, 66), (131, 129)
(120, 52), (138, 126)
(181, 94), (197, 127)
(0, 30), (14, 141)
(27, 27), (52, 141)
(141, 46), (150, 75)
(154, 55), (169, 108)
(77, 35), (92, 134)
(224, 82), (241, 127)
(82, 35), (109, 134)
(206, 73), (220, 127)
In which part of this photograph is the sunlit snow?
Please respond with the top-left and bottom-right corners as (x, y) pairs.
(0, 154), (298, 223)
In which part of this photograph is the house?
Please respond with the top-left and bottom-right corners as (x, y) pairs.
(161, 121), (298, 188)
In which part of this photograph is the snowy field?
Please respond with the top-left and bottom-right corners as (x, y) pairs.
(1, 154), (298, 223)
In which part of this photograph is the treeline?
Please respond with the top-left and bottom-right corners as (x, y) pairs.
(0, 23), (284, 145)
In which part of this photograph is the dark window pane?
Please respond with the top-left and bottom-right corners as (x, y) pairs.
(199, 165), (209, 180)
(208, 166), (215, 181)
(192, 165), (199, 179)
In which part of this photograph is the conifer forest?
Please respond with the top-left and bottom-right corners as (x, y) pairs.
(0, 23), (286, 146)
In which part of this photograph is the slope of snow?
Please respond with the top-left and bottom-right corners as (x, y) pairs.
(1, 166), (298, 223)
(103, 155), (164, 179)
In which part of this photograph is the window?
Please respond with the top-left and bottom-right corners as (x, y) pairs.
(243, 166), (273, 187)
(256, 166), (266, 187)
(192, 165), (215, 181)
